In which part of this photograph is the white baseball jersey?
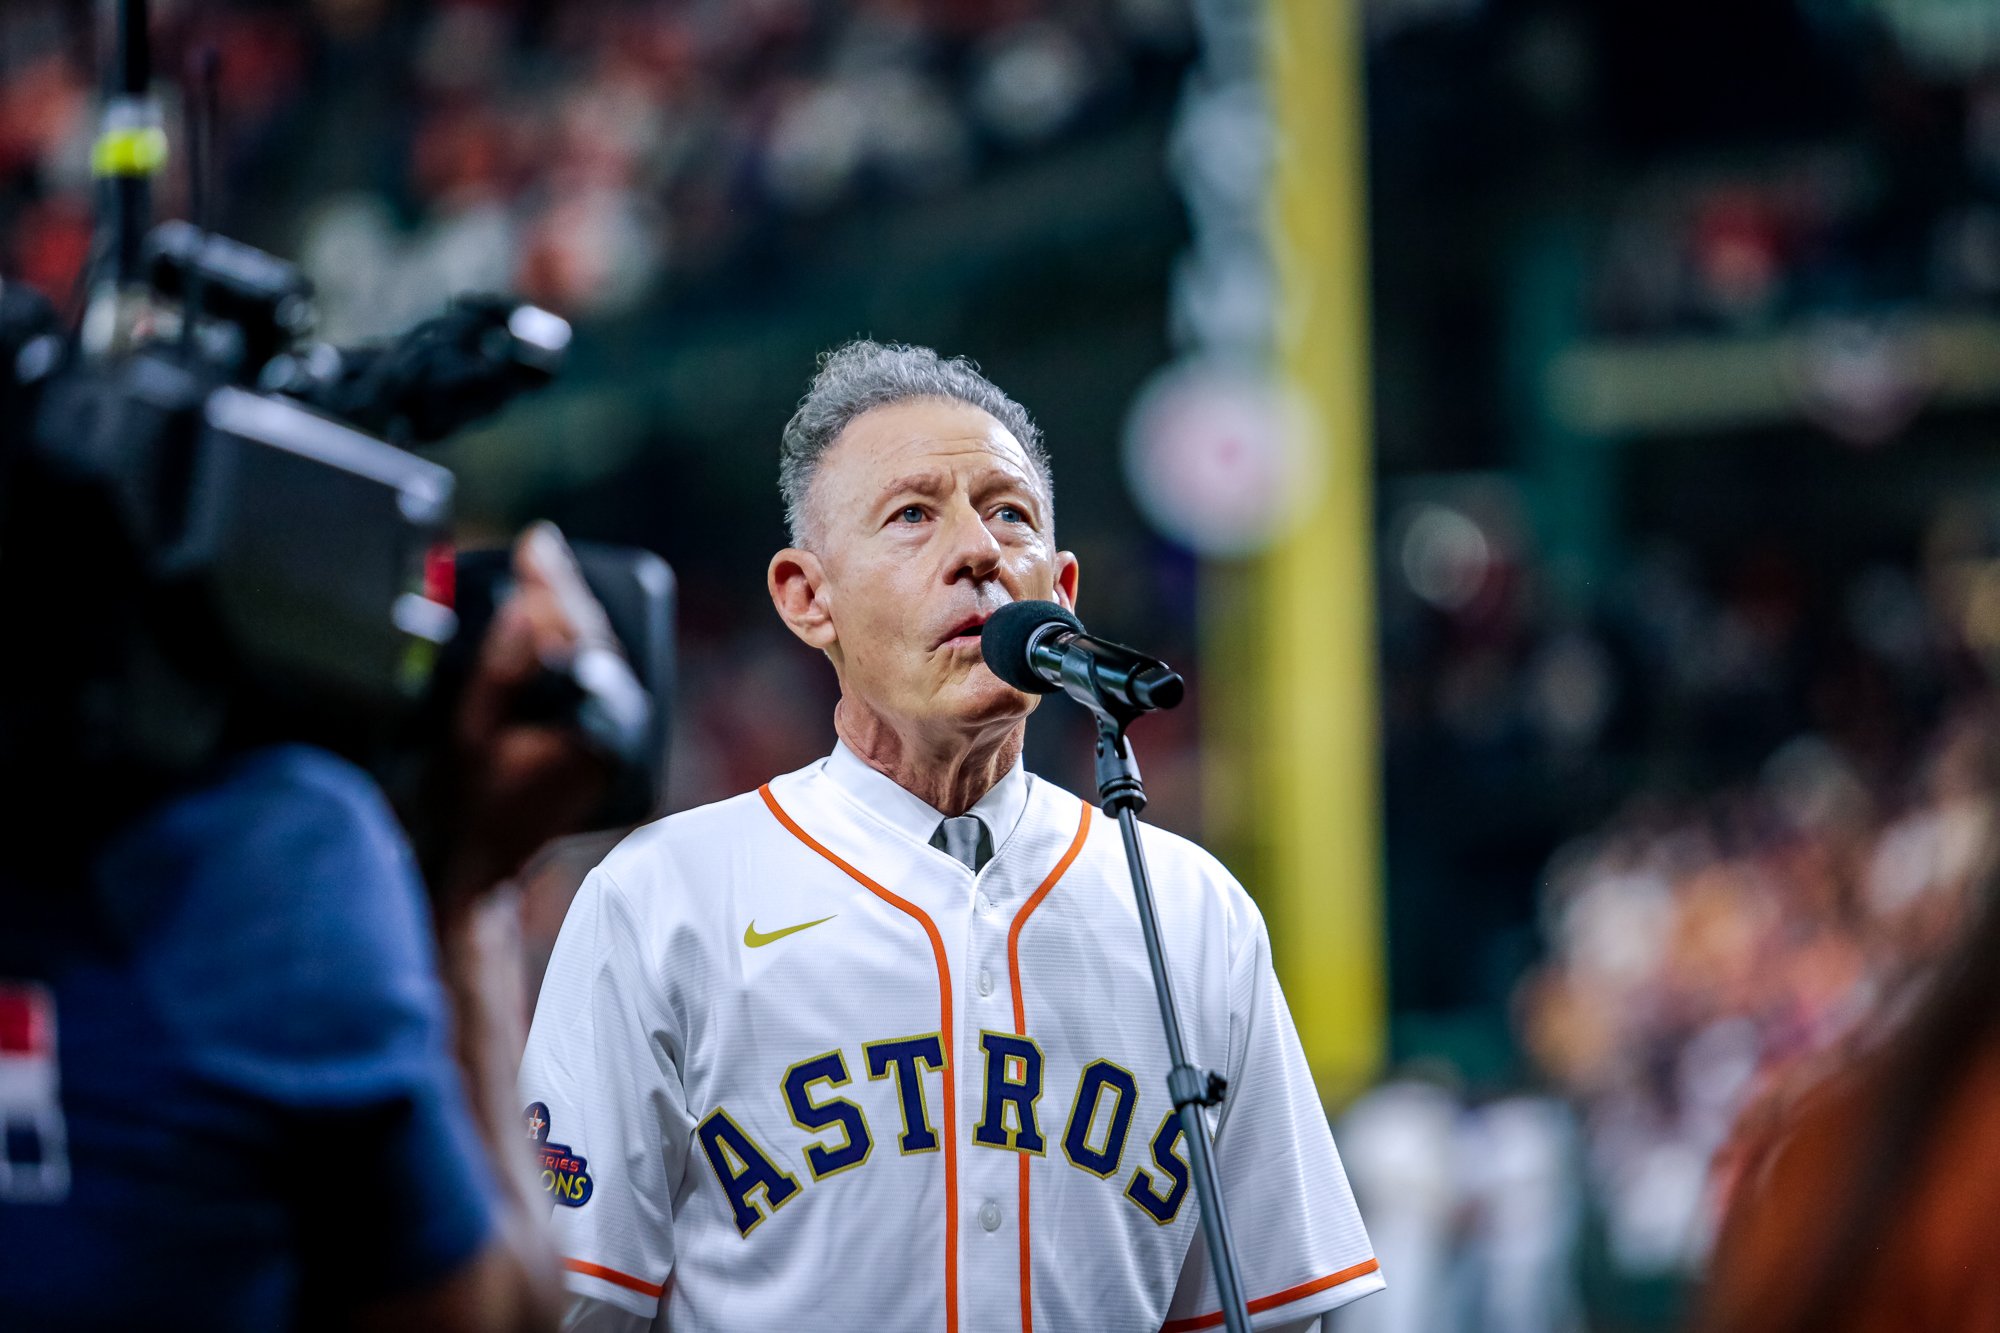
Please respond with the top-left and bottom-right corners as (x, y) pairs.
(519, 743), (1381, 1331)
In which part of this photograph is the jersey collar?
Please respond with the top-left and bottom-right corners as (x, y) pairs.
(822, 739), (1032, 856)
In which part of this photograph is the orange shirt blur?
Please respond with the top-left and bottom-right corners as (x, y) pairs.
(1698, 1038), (2000, 1333)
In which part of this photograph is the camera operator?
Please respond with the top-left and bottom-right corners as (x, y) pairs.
(0, 523), (614, 1332)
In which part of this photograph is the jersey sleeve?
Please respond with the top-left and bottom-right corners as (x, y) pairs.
(1162, 897), (1384, 1330)
(112, 745), (498, 1303)
(519, 866), (692, 1321)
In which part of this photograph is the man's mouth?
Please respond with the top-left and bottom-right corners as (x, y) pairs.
(935, 612), (993, 650)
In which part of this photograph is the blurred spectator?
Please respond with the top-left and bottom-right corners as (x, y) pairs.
(0, 528), (617, 1332)
(1333, 1076), (1464, 1333)
(1694, 824), (2000, 1332)
(1332, 1077), (1584, 1333)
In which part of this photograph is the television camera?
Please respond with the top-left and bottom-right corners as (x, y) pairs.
(0, 8), (672, 850)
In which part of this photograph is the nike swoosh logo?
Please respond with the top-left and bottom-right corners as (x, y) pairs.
(743, 914), (837, 948)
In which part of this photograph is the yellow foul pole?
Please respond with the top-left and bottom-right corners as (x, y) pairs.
(1260, 0), (1384, 1099)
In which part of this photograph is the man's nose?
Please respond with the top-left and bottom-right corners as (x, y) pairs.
(943, 504), (1003, 583)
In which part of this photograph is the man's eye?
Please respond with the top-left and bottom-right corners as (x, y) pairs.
(997, 505), (1027, 524)
(897, 506), (925, 524)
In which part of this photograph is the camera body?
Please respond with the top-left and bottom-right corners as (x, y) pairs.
(0, 221), (671, 836)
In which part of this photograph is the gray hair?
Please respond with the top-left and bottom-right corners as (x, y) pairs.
(779, 339), (1053, 546)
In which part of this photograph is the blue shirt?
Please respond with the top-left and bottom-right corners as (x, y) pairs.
(0, 746), (497, 1329)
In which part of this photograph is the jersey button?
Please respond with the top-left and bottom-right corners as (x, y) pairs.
(980, 1200), (1003, 1232)
(974, 892), (993, 915)
(978, 968), (994, 996)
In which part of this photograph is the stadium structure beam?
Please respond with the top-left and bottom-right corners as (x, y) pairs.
(1258, 0), (1384, 1100)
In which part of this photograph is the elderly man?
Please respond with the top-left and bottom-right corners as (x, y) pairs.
(519, 341), (1381, 1332)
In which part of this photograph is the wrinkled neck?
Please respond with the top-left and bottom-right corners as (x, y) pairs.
(833, 697), (1022, 817)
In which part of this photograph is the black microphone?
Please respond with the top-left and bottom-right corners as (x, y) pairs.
(981, 600), (1185, 716)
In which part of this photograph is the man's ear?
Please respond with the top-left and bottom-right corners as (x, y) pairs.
(1053, 550), (1080, 612)
(769, 547), (837, 650)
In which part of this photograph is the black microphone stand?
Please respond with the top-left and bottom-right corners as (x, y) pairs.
(1091, 702), (1253, 1333)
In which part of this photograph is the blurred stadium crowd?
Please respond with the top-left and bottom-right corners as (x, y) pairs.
(1346, 503), (2000, 1330)
(1523, 697), (1990, 1256)
(0, 0), (1188, 337)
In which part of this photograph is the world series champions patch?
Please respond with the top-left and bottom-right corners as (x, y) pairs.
(524, 1101), (592, 1207)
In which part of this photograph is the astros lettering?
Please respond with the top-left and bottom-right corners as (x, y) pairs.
(691, 1033), (1189, 1238)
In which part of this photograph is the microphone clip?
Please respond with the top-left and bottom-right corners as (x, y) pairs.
(1094, 716), (1148, 816)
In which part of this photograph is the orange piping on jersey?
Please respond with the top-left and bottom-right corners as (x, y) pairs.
(760, 783), (960, 1333)
(1159, 1258), (1382, 1331)
(563, 1257), (667, 1299)
(1005, 799), (1094, 1333)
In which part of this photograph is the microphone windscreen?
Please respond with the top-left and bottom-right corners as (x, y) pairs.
(981, 600), (1080, 694)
